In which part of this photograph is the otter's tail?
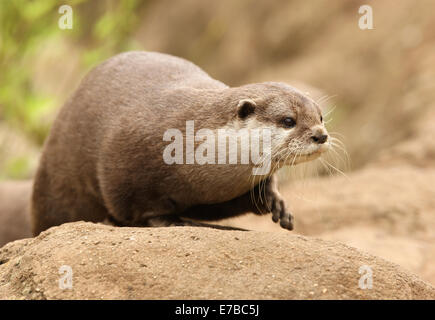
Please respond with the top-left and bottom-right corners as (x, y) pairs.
(0, 180), (33, 247)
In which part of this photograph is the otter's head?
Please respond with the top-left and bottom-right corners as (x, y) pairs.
(235, 82), (330, 167)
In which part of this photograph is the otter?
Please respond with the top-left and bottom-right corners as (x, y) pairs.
(31, 51), (329, 236)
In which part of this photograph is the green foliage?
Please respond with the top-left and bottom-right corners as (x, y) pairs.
(1, 0), (61, 143)
(0, 0), (146, 178)
(2, 156), (30, 180)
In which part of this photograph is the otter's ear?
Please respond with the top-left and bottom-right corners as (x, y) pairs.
(237, 99), (256, 119)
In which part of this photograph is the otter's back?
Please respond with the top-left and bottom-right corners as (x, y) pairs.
(89, 51), (227, 91)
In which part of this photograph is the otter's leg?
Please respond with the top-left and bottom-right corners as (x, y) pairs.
(254, 175), (294, 230)
(150, 216), (247, 231)
(109, 214), (246, 231)
(181, 175), (294, 230)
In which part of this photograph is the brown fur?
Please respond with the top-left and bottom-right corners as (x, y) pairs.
(0, 180), (32, 246)
(31, 51), (328, 235)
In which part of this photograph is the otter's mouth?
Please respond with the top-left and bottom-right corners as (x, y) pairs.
(273, 142), (330, 167)
(284, 143), (330, 166)
(294, 150), (322, 163)
(274, 150), (320, 166)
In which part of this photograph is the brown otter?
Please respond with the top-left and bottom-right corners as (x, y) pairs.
(31, 51), (329, 235)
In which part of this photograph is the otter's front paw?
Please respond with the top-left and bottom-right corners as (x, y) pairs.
(262, 183), (294, 231)
(269, 196), (294, 231)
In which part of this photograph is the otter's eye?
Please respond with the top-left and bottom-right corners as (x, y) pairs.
(320, 115), (323, 122)
(283, 117), (296, 128)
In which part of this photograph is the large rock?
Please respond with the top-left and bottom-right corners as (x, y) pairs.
(0, 222), (433, 299)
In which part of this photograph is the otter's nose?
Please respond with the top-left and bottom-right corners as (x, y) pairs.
(311, 134), (328, 144)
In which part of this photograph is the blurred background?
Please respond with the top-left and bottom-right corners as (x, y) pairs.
(1, 0), (435, 284)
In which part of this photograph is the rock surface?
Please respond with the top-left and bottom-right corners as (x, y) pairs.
(0, 222), (434, 299)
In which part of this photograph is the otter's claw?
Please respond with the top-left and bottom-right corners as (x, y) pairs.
(271, 196), (294, 230)
(261, 178), (294, 231)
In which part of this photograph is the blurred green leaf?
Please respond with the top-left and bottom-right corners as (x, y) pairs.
(0, 0), (145, 178)
(3, 156), (30, 179)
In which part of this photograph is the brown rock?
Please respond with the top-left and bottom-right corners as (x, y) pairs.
(0, 222), (433, 299)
